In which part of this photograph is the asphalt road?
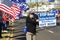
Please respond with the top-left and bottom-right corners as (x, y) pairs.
(13, 18), (60, 40)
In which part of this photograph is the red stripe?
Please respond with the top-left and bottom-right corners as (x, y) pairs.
(10, 7), (17, 16)
(0, 4), (21, 19)
(11, 4), (21, 11)
(0, 4), (16, 19)
(0, 8), (15, 19)
(11, 4), (21, 17)
(11, 4), (21, 12)
(0, 4), (11, 10)
(0, 6), (13, 15)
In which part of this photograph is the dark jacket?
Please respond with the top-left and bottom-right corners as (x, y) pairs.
(26, 14), (38, 34)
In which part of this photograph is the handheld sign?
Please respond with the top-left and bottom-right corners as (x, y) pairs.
(38, 12), (56, 27)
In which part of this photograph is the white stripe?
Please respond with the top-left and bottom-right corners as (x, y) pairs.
(0, 6), (13, 13)
(47, 30), (54, 33)
(0, 8), (13, 16)
(11, 6), (20, 11)
(0, 4), (17, 19)
(0, 4), (16, 18)
(0, 4), (20, 18)
(11, 4), (20, 16)
(0, 4), (11, 10)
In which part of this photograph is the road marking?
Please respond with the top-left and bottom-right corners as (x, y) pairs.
(45, 29), (54, 34)
(47, 30), (54, 33)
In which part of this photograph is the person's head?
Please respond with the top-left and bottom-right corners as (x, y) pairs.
(28, 13), (33, 18)
(29, 14), (33, 18)
(28, 10), (35, 18)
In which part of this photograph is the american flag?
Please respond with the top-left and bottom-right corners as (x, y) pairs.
(0, 4), (21, 19)
(17, 3), (29, 11)
(0, 4), (15, 18)
(11, 4), (21, 19)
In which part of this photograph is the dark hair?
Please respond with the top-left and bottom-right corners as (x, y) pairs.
(28, 13), (34, 17)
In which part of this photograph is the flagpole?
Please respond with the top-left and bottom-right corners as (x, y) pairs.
(30, 0), (31, 3)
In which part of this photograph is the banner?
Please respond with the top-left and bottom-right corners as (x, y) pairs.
(38, 12), (56, 27)
(18, 0), (26, 3)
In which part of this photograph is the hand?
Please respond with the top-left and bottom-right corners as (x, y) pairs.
(36, 19), (39, 22)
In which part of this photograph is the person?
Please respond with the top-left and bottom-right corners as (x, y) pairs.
(5, 14), (9, 30)
(2, 13), (9, 32)
(0, 19), (3, 38)
(26, 12), (39, 40)
(0, 12), (3, 38)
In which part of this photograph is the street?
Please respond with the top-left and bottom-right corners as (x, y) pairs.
(0, 0), (60, 40)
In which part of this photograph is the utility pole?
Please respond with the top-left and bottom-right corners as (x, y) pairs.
(36, 0), (38, 12)
(30, 0), (31, 10)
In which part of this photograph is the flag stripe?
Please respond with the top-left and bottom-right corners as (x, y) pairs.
(0, 7), (15, 18)
(0, 4), (21, 19)
(11, 4), (21, 18)
(0, 4), (16, 19)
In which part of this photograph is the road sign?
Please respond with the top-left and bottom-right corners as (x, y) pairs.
(38, 12), (56, 27)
